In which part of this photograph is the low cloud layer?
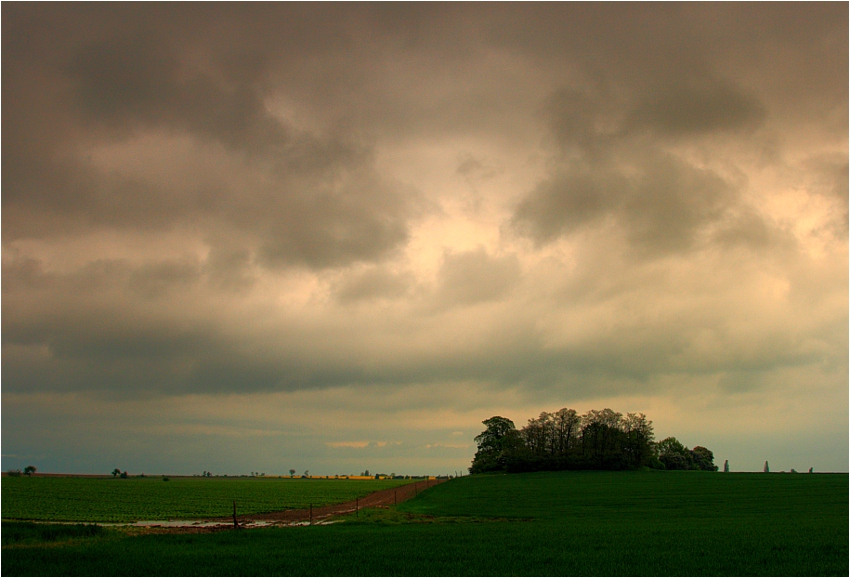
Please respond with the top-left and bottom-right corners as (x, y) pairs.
(3, 4), (847, 474)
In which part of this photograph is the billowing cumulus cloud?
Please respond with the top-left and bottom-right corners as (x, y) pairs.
(511, 74), (772, 257)
(3, 4), (847, 475)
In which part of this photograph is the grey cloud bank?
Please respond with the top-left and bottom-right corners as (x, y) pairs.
(2, 3), (847, 475)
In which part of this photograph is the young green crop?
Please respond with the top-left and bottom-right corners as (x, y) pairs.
(3, 471), (847, 576)
(2, 522), (105, 547)
(2, 476), (412, 522)
(400, 469), (847, 521)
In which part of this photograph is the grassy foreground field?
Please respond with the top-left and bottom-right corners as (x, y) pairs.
(2, 471), (847, 576)
(2, 476), (414, 522)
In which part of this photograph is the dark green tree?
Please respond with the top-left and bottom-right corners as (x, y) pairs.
(579, 409), (628, 469)
(470, 416), (518, 473)
(656, 437), (694, 470)
(622, 413), (655, 468)
(553, 408), (581, 455)
(23, 465), (36, 476)
(690, 446), (718, 471)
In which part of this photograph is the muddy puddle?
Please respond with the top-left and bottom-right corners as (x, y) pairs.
(102, 519), (343, 528)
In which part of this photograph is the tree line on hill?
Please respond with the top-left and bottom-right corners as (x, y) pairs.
(470, 409), (718, 474)
(6, 465), (36, 477)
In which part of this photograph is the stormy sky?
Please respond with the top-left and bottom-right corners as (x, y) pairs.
(3, 3), (847, 475)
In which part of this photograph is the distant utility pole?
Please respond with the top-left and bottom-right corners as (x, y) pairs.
(723, 460), (729, 473)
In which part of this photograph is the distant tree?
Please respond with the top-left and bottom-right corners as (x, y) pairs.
(473, 408), (661, 473)
(808, 467), (813, 473)
(657, 437), (694, 470)
(470, 416), (520, 474)
(690, 446), (718, 471)
(112, 468), (122, 478)
(7, 469), (22, 477)
(120, 471), (128, 479)
(467, 408), (723, 475)
(661, 452), (691, 471)
(554, 408), (581, 455)
(289, 469), (296, 477)
(575, 409), (625, 469)
(764, 461), (769, 473)
(621, 413), (655, 469)
(723, 460), (729, 473)
(23, 465), (36, 476)
(476, 416), (517, 452)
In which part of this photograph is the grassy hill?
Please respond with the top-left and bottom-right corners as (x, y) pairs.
(3, 471), (847, 576)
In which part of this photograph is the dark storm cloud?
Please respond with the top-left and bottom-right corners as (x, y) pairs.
(511, 169), (624, 243)
(333, 266), (415, 304)
(2, 2), (846, 407)
(6, 3), (843, 262)
(502, 3), (845, 255)
(2, 247), (687, 398)
(2, 253), (375, 394)
(252, 174), (422, 270)
(511, 69), (768, 254)
(512, 150), (739, 254)
(627, 74), (766, 137)
(4, 248), (524, 396)
(3, 3), (425, 269)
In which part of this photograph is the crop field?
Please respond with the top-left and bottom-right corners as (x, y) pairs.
(3, 471), (847, 576)
(1, 476), (413, 522)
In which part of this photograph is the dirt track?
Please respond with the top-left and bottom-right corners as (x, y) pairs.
(136, 478), (449, 532)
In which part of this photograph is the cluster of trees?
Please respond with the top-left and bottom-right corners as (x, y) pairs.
(656, 437), (718, 472)
(470, 409), (717, 474)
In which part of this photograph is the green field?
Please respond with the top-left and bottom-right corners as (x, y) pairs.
(2, 471), (847, 576)
(1, 476), (413, 522)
